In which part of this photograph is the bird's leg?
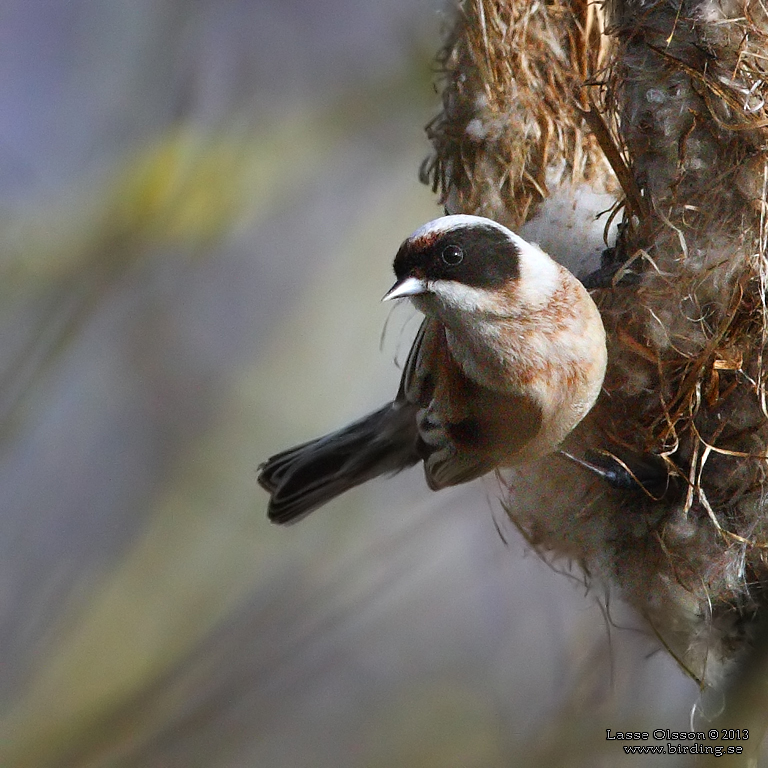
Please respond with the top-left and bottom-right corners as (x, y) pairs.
(558, 448), (677, 499)
(580, 245), (642, 289)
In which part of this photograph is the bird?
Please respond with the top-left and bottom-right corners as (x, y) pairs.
(259, 214), (607, 524)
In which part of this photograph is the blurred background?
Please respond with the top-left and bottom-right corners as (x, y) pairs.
(0, 1), (708, 766)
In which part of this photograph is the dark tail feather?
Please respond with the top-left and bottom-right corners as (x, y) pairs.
(258, 403), (419, 524)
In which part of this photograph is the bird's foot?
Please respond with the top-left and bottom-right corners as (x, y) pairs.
(558, 448), (677, 499)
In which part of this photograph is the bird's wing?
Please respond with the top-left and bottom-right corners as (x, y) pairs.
(397, 318), (542, 490)
(395, 318), (433, 404)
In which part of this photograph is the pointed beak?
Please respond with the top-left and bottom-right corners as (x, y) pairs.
(382, 276), (428, 302)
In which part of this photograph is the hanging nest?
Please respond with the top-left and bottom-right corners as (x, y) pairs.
(587, 0), (768, 685)
(425, 0), (768, 688)
(421, 0), (614, 229)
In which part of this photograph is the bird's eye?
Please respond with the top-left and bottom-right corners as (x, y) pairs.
(441, 244), (464, 265)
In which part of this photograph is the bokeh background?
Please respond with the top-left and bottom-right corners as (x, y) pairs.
(0, 1), (712, 766)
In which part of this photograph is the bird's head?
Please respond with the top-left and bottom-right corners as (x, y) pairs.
(383, 215), (560, 317)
